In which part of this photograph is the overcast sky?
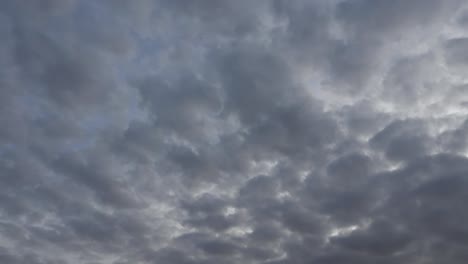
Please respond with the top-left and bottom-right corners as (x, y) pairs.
(3, 0), (468, 263)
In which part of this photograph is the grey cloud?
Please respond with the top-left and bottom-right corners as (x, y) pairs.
(336, 0), (447, 37)
(2, 0), (468, 263)
(331, 219), (413, 256)
(180, 194), (240, 232)
(327, 152), (373, 182)
(370, 119), (433, 161)
(444, 37), (468, 66)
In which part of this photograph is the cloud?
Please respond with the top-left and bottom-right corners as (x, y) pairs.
(2, 0), (468, 263)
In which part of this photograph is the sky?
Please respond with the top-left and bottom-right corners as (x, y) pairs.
(2, 0), (468, 263)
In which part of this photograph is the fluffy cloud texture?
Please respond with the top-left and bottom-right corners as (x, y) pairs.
(2, 0), (468, 263)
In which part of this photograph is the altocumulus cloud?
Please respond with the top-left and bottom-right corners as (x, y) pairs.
(2, 0), (468, 263)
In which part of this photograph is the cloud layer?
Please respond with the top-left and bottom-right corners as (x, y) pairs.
(2, 0), (468, 263)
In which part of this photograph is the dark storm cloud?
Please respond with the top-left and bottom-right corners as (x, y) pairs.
(2, 0), (468, 263)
